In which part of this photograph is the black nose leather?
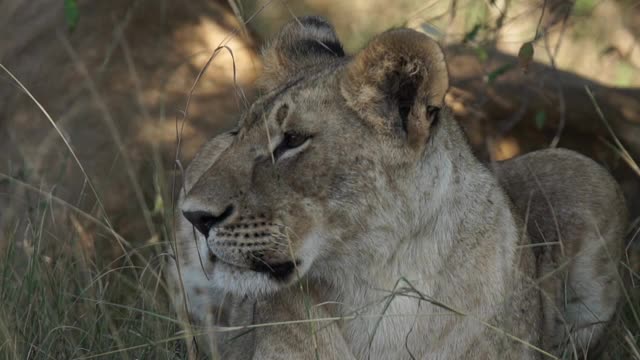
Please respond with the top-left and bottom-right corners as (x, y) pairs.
(182, 205), (234, 236)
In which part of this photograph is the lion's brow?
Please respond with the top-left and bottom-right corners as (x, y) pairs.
(244, 76), (307, 129)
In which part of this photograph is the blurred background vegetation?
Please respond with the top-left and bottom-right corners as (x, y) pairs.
(0, 0), (638, 358)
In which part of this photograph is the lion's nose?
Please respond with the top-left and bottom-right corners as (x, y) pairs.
(182, 205), (234, 236)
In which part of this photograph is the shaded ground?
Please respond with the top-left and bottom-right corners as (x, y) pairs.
(1, 0), (259, 246)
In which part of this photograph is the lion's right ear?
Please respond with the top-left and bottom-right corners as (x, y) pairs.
(257, 16), (345, 92)
(340, 29), (449, 151)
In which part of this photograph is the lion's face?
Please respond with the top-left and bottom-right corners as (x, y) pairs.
(181, 79), (379, 293)
(179, 17), (448, 295)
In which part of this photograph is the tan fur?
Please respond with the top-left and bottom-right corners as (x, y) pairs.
(495, 149), (627, 356)
(166, 16), (627, 359)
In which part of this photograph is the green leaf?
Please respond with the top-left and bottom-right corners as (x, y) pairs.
(463, 24), (482, 43)
(486, 63), (515, 84)
(518, 42), (534, 72)
(474, 46), (489, 63)
(64, 0), (79, 32)
(534, 110), (546, 130)
(574, 0), (597, 16)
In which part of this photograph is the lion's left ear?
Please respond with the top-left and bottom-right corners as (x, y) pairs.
(340, 29), (449, 150)
(258, 16), (345, 91)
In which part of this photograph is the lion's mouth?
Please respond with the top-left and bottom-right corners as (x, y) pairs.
(251, 260), (299, 281)
(209, 250), (299, 281)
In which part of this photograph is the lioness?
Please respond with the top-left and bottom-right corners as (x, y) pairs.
(167, 17), (627, 359)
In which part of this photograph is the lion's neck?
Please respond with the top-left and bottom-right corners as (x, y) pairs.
(313, 116), (518, 330)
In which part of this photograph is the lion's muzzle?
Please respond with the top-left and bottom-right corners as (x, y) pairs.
(183, 208), (298, 280)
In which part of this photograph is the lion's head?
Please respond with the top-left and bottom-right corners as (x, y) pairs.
(179, 16), (449, 295)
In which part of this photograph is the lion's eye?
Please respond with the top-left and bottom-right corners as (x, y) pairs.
(282, 132), (308, 149)
(273, 131), (311, 160)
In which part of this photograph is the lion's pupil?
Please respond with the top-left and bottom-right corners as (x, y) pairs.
(284, 132), (305, 148)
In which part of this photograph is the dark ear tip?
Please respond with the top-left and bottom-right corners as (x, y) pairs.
(257, 16), (343, 91)
(279, 15), (339, 40)
(274, 16), (344, 58)
(296, 15), (332, 27)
